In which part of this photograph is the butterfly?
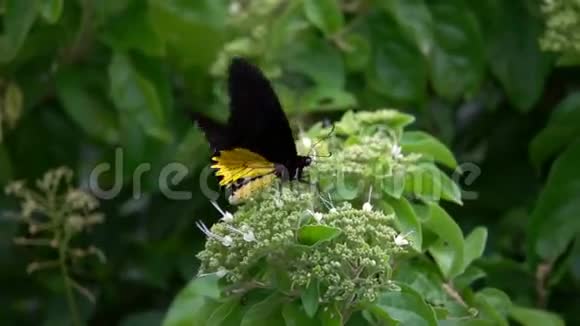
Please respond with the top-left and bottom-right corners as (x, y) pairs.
(190, 58), (312, 204)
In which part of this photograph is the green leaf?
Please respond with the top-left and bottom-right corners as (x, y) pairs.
(299, 86), (357, 112)
(454, 265), (486, 291)
(404, 163), (462, 205)
(428, 0), (485, 100)
(342, 33), (371, 72)
(394, 260), (447, 305)
(382, 196), (422, 251)
(241, 293), (284, 326)
(297, 225), (342, 246)
(423, 203), (465, 279)
(0, 0), (39, 62)
(374, 284), (438, 326)
(301, 281), (320, 318)
(55, 69), (120, 144)
(303, 0), (344, 36)
(462, 227), (487, 270)
(120, 311), (164, 326)
(40, 0), (63, 24)
(0, 144), (12, 185)
(285, 33), (346, 89)
(149, 0), (227, 68)
(472, 288), (511, 326)
(366, 13), (427, 104)
(470, 0), (550, 112)
(207, 299), (239, 326)
(161, 276), (221, 326)
(100, 2), (165, 56)
(379, 0), (433, 55)
(509, 306), (565, 326)
(530, 92), (580, 168)
(528, 139), (580, 261)
(439, 320), (495, 326)
(109, 52), (172, 142)
(283, 301), (318, 326)
(318, 304), (343, 326)
(402, 131), (458, 169)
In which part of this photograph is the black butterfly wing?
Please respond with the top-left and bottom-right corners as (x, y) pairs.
(226, 58), (297, 165)
(188, 112), (228, 154)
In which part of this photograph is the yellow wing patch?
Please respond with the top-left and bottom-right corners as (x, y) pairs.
(211, 148), (276, 186)
(228, 174), (277, 204)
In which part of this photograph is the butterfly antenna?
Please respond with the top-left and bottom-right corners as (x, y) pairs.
(307, 124), (336, 158)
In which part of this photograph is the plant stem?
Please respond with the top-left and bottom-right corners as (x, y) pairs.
(59, 231), (82, 326)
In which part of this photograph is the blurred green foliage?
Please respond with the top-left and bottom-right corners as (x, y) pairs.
(0, 0), (579, 325)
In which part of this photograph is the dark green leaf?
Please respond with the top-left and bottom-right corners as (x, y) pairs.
(283, 301), (318, 326)
(0, 0), (39, 62)
(301, 281), (320, 318)
(428, 0), (485, 100)
(109, 52), (172, 142)
(509, 305), (565, 326)
(40, 0), (63, 24)
(394, 260), (447, 305)
(207, 299), (239, 326)
(366, 13), (427, 104)
(303, 0), (344, 36)
(297, 225), (342, 246)
(528, 139), (580, 261)
(470, 0), (550, 111)
(374, 283), (438, 326)
(530, 92), (580, 168)
(241, 293), (284, 326)
(299, 86), (357, 112)
(379, 0), (433, 55)
(55, 69), (120, 144)
(120, 311), (164, 326)
(100, 2), (165, 56)
(423, 203), (465, 279)
(402, 131), (458, 169)
(0, 144), (12, 185)
(149, 0), (227, 68)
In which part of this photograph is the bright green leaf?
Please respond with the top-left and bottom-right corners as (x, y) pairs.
(528, 139), (580, 261)
(473, 288), (511, 326)
(342, 33), (371, 72)
(40, 0), (63, 24)
(0, 0), (39, 62)
(161, 276), (221, 326)
(530, 92), (580, 168)
(509, 305), (565, 326)
(55, 69), (120, 144)
(374, 284), (438, 326)
(428, 0), (485, 100)
(423, 203), (465, 279)
(318, 303), (343, 326)
(382, 196), (422, 251)
(394, 260), (446, 305)
(404, 163), (462, 205)
(462, 227), (487, 270)
(402, 131), (458, 169)
(297, 225), (342, 246)
(301, 281), (320, 318)
(303, 0), (344, 36)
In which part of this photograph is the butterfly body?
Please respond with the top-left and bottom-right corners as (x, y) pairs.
(191, 58), (311, 203)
